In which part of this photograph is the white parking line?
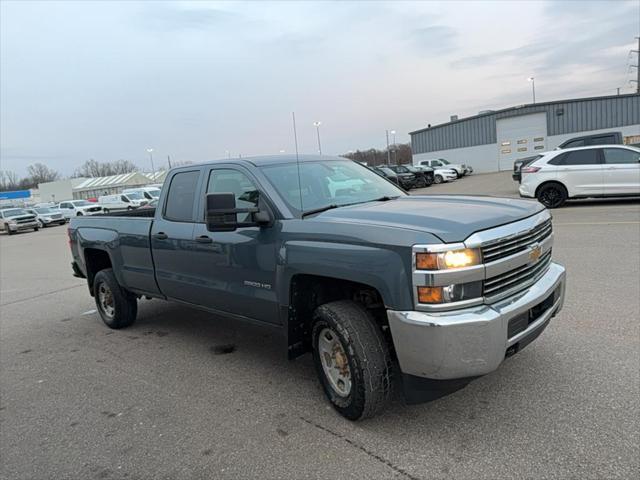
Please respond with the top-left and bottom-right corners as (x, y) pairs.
(82, 309), (97, 315)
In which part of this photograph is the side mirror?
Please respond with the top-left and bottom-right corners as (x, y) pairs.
(205, 193), (271, 232)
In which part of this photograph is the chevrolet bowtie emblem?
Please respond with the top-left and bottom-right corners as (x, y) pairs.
(529, 244), (542, 263)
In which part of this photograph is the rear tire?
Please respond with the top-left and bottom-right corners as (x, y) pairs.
(33, 226), (39, 231)
(93, 268), (137, 329)
(312, 300), (392, 421)
(76, 212), (83, 216)
(536, 182), (568, 208)
(434, 174), (443, 184)
(103, 208), (109, 214)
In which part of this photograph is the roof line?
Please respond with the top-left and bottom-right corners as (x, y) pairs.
(409, 93), (640, 135)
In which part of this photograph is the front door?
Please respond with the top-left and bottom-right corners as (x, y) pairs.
(601, 147), (640, 195)
(151, 168), (202, 303)
(190, 166), (280, 325)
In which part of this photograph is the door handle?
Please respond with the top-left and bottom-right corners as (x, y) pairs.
(153, 232), (168, 240)
(196, 235), (212, 244)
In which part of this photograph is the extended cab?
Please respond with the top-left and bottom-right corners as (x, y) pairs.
(69, 155), (566, 420)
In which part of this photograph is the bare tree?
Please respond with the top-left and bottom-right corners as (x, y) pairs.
(0, 170), (20, 191)
(27, 163), (60, 185)
(342, 143), (413, 166)
(74, 159), (138, 178)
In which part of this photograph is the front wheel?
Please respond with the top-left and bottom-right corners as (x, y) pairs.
(76, 212), (83, 216)
(434, 174), (443, 184)
(38, 220), (45, 228)
(33, 226), (39, 231)
(93, 268), (137, 329)
(312, 300), (392, 421)
(103, 208), (109, 214)
(537, 183), (567, 208)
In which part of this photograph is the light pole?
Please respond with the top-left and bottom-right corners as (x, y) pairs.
(146, 148), (156, 178)
(225, 150), (231, 159)
(385, 130), (391, 164)
(527, 77), (536, 104)
(313, 121), (322, 155)
(390, 130), (397, 164)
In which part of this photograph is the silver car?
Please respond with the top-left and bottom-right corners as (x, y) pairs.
(25, 207), (67, 228)
(0, 208), (40, 234)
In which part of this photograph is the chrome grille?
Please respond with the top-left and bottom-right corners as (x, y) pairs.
(484, 251), (552, 301)
(482, 218), (552, 263)
(16, 216), (35, 224)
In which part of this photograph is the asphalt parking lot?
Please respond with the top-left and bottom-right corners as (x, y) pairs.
(1, 173), (639, 480)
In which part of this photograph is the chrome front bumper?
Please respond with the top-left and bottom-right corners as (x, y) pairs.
(387, 262), (566, 380)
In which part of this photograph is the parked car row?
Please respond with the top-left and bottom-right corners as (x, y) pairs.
(370, 159), (473, 190)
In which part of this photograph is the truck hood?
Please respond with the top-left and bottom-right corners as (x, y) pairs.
(311, 195), (544, 243)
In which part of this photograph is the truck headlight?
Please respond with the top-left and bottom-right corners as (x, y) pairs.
(416, 248), (481, 270)
(418, 281), (483, 304)
(8, 219), (17, 225)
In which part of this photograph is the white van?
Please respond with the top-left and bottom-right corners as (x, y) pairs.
(99, 193), (148, 213)
(122, 187), (161, 201)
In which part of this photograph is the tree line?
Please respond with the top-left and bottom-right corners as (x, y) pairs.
(0, 159), (138, 192)
(341, 143), (412, 166)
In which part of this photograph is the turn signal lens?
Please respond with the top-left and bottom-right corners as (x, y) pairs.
(416, 248), (481, 270)
(417, 286), (443, 304)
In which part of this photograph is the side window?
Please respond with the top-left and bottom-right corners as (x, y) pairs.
(563, 139), (585, 148)
(206, 169), (259, 223)
(121, 195), (129, 202)
(603, 148), (639, 165)
(60, 202), (69, 209)
(592, 135), (616, 145)
(553, 149), (600, 166)
(164, 170), (200, 222)
(433, 161), (442, 167)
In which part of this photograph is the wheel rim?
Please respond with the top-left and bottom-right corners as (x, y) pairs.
(97, 282), (115, 318)
(540, 187), (561, 207)
(435, 175), (442, 183)
(318, 328), (352, 397)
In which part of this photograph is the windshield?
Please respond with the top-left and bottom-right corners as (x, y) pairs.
(126, 192), (144, 200)
(261, 160), (405, 215)
(439, 159), (450, 165)
(148, 189), (160, 198)
(35, 208), (53, 214)
(72, 200), (91, 206)
(1, 208), (27, 217)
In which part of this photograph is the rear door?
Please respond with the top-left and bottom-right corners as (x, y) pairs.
(150, 168), (203, 302)
(602, 147), (640, 195)
(551, 148), (603, 197)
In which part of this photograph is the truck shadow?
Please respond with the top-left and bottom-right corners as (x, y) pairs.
(126, 298), (573, 439)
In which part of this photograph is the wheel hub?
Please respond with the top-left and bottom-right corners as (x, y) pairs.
(98, 283), (115, 318)
(318, 328), (352, 397)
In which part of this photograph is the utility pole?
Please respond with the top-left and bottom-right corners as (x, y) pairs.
(146, 148), (156, 179)
(385, 130), (391, 164)
(631, 37), (640, 94)
(167, 155), (172, 169)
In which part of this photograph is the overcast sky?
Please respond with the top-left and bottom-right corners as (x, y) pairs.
(1, 0), (638, 175)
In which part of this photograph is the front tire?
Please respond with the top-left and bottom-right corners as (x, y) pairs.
(434, 174), (443, 184)
(312, 300), (392, 421)
(536, 182), (567, 208)
(76, 212), (83, 216)
(93, 268), (137, 329)
(38, 220), (46, 228)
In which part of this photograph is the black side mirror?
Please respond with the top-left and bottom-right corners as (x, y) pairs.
(205, 193), (270, 232)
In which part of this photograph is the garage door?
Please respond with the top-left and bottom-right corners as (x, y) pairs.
(496, 113), (548, 171)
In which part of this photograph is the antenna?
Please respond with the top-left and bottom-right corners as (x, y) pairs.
(292, 112), (303, 213)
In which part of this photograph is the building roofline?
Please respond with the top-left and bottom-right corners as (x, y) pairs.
(409, 93), (640, 136)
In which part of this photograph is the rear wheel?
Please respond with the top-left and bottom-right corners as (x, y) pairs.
(434, 174), (443, 184)
(103, 208), (109, 214)
(38, 220), (45, 228)
(312, 300), (392, 420)
(76, 212), (83, 216)
(536, 183), (567, 208)
(93, 268), (137, 329)
(33, 226), (39, 231)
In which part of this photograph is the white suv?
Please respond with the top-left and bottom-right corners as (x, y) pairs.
(57, 200), (103, 218)
(519, 145), (640, 208)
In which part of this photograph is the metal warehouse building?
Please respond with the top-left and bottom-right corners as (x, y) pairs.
(410, 94), (640, 173)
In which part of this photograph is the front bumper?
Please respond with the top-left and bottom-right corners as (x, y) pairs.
(8, 221), (39, 231)
(387, 262), (566, 380)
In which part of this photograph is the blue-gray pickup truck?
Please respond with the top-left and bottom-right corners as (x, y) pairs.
(69, 155), (566, 420)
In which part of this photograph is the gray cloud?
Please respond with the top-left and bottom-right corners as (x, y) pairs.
(409, 25), (458, 55)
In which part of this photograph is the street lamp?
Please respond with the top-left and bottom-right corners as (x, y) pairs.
(313, 121), (322, 155)
(225, 150), (231, 159)
(146, 148), (156, 178)
(527, 77), (536, 104)
(390, 130), (397, 164)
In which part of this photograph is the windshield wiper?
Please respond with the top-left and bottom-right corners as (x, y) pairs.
(301, 196), (399, 218)
(301, 204), (340, 218)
